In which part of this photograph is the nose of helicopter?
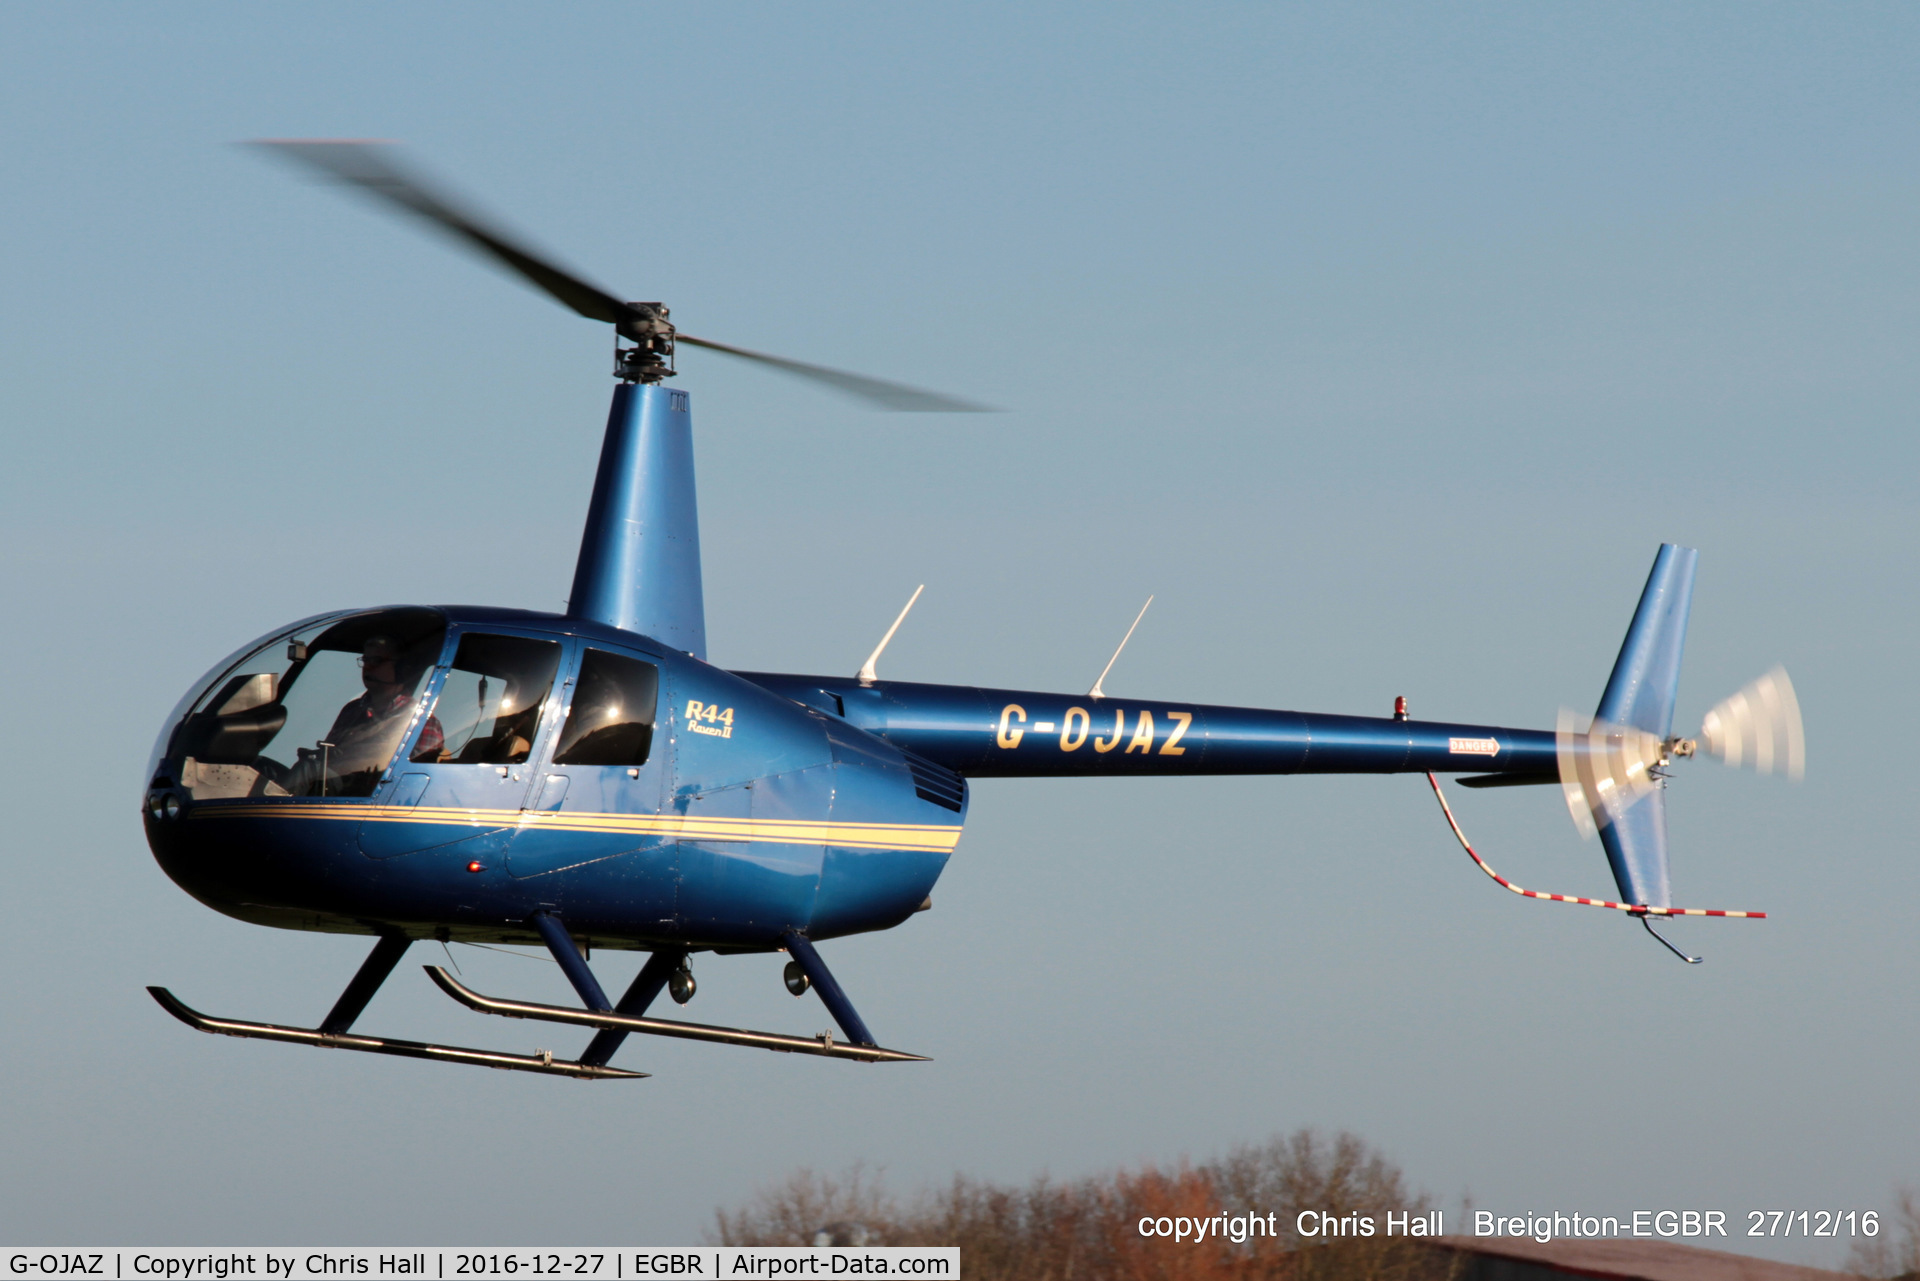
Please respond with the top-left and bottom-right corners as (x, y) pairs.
(141, 791), (315, 927)
(141, 606), (454, 923)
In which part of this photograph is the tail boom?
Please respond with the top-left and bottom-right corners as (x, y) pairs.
(736, 671), (1558, 781)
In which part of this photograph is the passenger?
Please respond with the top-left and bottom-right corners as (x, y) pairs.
(487, 677), (540, 762)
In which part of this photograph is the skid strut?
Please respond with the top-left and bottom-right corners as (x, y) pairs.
(530, 911), (613, 1011)
(320, 931), (411, 1033)
(581, 947), (687, 1067)
(530, 911), (694, 1067)
(505, 913), (918, 1063)
(781, 931), (876, 1046)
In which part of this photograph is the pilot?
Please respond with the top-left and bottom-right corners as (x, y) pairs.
(323, 636), (444, 771)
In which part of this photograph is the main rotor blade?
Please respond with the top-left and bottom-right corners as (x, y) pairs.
(677, 334), (995, 412)
(249, 139), (642, 329)
(253, 140), (992, 411)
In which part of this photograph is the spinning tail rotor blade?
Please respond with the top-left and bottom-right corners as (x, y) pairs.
(1555, 709), (1665, 839)
(1555, 709), (1599, 841)
(1699, 666), (1805, 781)
(1554, 667), (1806, 847)
(250, 139), (639, 328)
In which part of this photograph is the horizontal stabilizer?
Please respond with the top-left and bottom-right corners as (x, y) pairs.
(1455, 773), (1558, 789)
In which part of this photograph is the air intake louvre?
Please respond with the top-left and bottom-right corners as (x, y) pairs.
(901, 751), (966, 813)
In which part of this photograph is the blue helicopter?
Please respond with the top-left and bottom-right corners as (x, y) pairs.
(145, 143), (1804, 1080)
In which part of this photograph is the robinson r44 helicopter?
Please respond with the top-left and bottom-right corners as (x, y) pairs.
(145, 142), (1806, 1080)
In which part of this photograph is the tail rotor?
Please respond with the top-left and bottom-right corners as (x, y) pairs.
(1555, 710), (1665, 840)
(1558, 665), (1806, 841)
(1431, 545), (1801, 961)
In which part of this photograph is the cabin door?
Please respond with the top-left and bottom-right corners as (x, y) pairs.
(504, 644), (676, 927)
(357, 628), (564, 861)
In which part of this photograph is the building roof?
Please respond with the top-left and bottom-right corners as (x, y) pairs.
(1436, 1235), (1852, 1281)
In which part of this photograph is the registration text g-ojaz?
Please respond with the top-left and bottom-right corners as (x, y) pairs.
(10, 1258), (105, 1277)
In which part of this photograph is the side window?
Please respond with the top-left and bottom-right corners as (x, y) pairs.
(553, 648), (660, 767)
(413, 633), (562, 765)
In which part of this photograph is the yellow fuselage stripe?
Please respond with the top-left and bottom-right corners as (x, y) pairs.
(194, 803), (963, 854)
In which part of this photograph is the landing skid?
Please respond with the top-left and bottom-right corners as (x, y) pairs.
(147, 986), (645, 1079)
(150, 918), (920, 1077)
(425, 967), (928, 1063)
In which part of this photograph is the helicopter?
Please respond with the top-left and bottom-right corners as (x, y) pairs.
(144, 142), (1806, 1080)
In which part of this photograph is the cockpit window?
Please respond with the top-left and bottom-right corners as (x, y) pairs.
(410, 633), (562, 765)
(172, 608), (446, 800)
(553, 648), (660, 767)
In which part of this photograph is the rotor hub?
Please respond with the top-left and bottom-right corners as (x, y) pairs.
(614, 302), (676, 383)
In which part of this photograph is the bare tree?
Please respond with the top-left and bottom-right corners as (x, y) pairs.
(1206, 1129), (1427, 1246)
(713, 1163), (898, 1247)
(1850, 1188), (1920, 1280)
(711, 1129), (1456, 1281)
(1202, 1131), (1449, 1281)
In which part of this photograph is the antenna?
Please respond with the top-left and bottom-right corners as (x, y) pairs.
(1088, 596), (1153, 700)
(857, 585), (925, 686)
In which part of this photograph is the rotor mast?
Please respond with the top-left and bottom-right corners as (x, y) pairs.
(566, 381), (708, 657)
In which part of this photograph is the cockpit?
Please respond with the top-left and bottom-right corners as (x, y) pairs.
(153, 606), (667, 806)
(167, 608), (448, 799)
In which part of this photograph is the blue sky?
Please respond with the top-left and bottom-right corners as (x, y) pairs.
(1, 2), (1915, 1258)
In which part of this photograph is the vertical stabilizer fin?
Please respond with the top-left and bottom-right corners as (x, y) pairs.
(1596, 544), (1697, 738)
(1589, 544), (1696, 908)
(1598, 780), (1673, 911)
(567, 384), (707, 658)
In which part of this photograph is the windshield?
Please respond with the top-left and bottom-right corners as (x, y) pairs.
(143, 610), (348, 790)
(169, 608), (447, 800)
